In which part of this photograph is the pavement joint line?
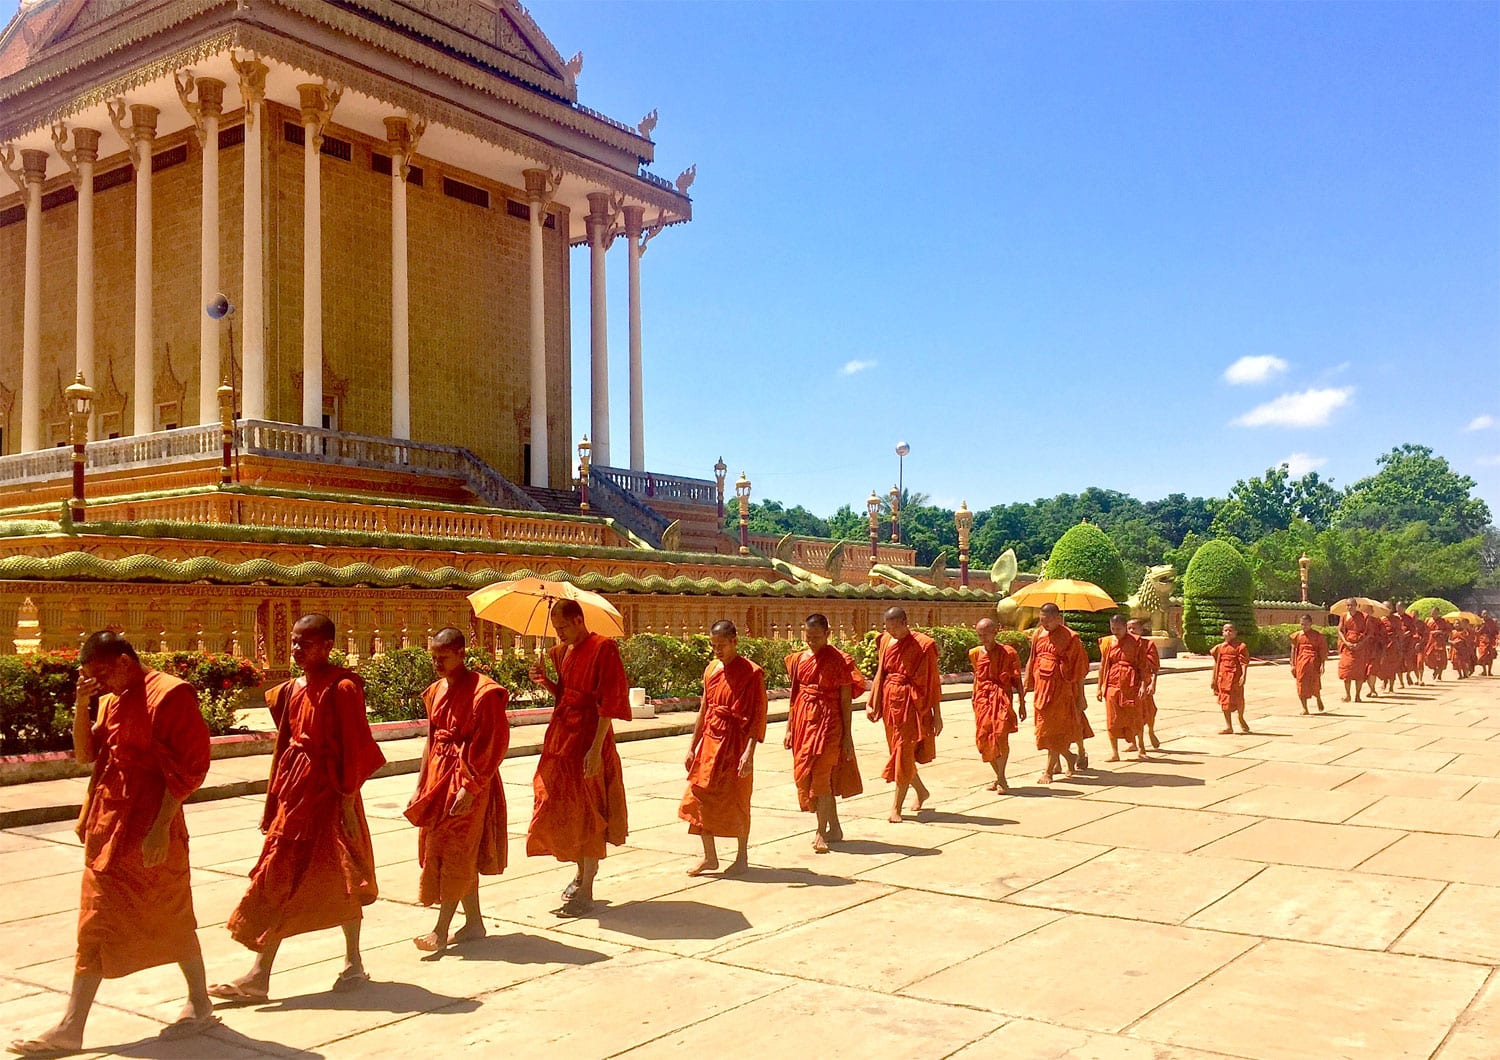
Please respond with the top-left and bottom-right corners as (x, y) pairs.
(1425, 964), (1497, 1060)
(1118, 933), (1271, 1040)
(599, 979), (799, 1059)
(1384, 879), (1454, 959)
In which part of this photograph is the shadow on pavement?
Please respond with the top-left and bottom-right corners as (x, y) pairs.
(109, 1025), (326, 1058)
(826, 839), (938, 858)
(913, 810), (1019, 828)
(1072, 770), (1204, 789)
(261, 980), (479, 1015)
(591, 899), (751, 941)
(441, 931), (612, 966)
(735, 865), (857, 888)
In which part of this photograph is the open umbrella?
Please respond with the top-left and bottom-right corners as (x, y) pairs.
(467, 577), (624, 638)
(1330, 598), (1391, 618)
(1007, 578), (1117, 612)
(1444, 611), (1483, 625)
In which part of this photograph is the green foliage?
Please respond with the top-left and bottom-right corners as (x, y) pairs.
(357, 647), (536, 722)
(1256, 623), (1337, 656)
(1210, 464), (1340, 540)
(1339, 445), (1492, 544)
(139, 652), (261, 735)
(618, 634), (714, 699)
(1044, 523), (1129, 653)
(1408, 596), (1460, 620)
(1182, 539), (1258, 653)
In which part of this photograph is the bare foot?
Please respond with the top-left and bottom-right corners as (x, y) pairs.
(812, 833), (830, 854)
(911, 791), (928, 813)
(1106, 754), (1121, 763)
(453, 921), (487, 944)
(1239, 725), (1253, 734)
(1341, 695), (1351, 702)
(888, 810), (904, 824)
(1301, 707), (1309, 715)
(723, 856), (749, 877)
(414, 932), (446, 953)
(1134, 753), (1146, 762)
(986, 780), (999, 792)
(687, 858), (719, 877)
(1219, 727), (1233, 735)
(825, 824), (844, 843)
(9, 1028), (83, 1057)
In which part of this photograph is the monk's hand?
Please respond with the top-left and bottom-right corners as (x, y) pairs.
(527, 660), (546, 683)
(75, 673), (99, 707)
(1018, 699), (1028, 722)
(584, 745), (604, 779)
(866, 703), (881, 723)
(933, 713), (944, 736)
(783, 731), (792, 750)
(841, 734), (856, 762)
(448, 787), (474, 817)
(737, 746), (755, 778)
(684, 749), (696, 773)
(141, 824), (170, 868)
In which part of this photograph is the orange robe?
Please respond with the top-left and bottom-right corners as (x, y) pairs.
(1138, 637), (1161, 726)
(527, 633), (631, 862)
(1337, 611), (1370, 682)
(1450, 629), (1475, 674)
(1211, 640), (1250, 711)
(1377, 616), (1403, 682)
(76, 670), (210, 979)
(969, 643), (1020, 763)
(871, 631), (941, 785)
(1290, 629), (1327, 699)
(1097, 633), (1145, 739)
(1426, 616), (1451, 675)
(1479, 617), (1498, 666)
(785, 645), (865, 811)
(404, 672), (510, 907)
(679, 656), (768, 839)
(1404, 613), (1428, 672)
(229, 669), (385, 950)
(1027, 624), (1088, 753)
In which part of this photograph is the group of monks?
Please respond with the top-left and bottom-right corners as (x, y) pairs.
(1328, 601), (1498, 707)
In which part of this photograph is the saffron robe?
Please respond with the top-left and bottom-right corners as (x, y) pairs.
(1478, 617), (1498, 666)
(1337, 610), (1371, 682)
(1376, 616), (1403, 682)
(1426, 616), (1451, 675)
(969, 643), (1021, 763)
(1138, 637), (1161, 726)
(1402, 612), (1427, 673)
(404, 672), (510, 907)
(785, 645), (865, 810)
(1290, 629), (1328, 700)
(77, 670), (210, 979)
(1211, 640), (1250, 712)
(871, 631), (941, 785)
(679, 656), (768, 839)
(527, 633), (631, 862)
(229, 669), (385, 950)
(1450, 628), (1476, 674)
(1026, 624), (1089, 753)
(1097, 633), (1145, 738)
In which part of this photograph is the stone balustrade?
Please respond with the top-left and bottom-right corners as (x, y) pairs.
(593, 464), (718, 505)
(747, 534), (918, 573)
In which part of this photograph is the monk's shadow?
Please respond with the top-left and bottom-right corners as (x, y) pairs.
(825, 839), (937, 858)
(107, 1026), (325, 1058)
(260, 979), (479, 1015)
(589, 898), (752, 941)
(736, 865), (858, 888)
(1077, 770), (1204, 790)
(436, 931), (611, 966)
(914, 809), (1018, 828)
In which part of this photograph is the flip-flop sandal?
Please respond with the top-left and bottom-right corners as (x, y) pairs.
(207, 983), (269, 1004)
(561, 876), (583, 901)
(8, 1040), (78, 1058)
(158, 1015), (222, 1040)
(553, 895), (594, 918)
(331, 969), (371, 993)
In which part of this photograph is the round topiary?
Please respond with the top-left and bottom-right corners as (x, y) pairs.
(1407, 596), (1459, 620)
(1044, 522), (1129, 656)
(1182, 539), (1258, 653)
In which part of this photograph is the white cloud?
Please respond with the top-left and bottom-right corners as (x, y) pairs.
(1477, 454), (1500, 467)
(1232, 387), (1354, 428)
(839, 359), (877, 376)
(1465, 415), (1496, 431)
(1223, 355), (1289, 385)
(1280, 452), (1327, 477)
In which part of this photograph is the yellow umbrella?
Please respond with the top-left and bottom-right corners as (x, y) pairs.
(1444, 611), (1482, 625)
(1330, 598), (1390, 618)
(467, 577), (625, 638)
(1008, 578), (1117, 612)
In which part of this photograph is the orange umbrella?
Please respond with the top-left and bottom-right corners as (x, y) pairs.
(1330, 598), (1390, 618)
(1444, 611), (1482, 625)
(467, 577), (624, 638)
(1008, 578), (1117, 612)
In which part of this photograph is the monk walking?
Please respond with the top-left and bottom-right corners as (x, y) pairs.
(1450, 618), (1476, 679)
(405, 628), (510, 954)
(1025, 604), (1089, 783)
(1211, 622), (1251, 734)
(681, 620), (767, 876)
(1290, 614), (1328, 714)
(868, 607), (943, 823)
(1127, 619), (1162, 749)
(1426, 611), (1451, 681)
(784, 614), (864, 853)
(215, 615), (385, 1000)
(1478, 610), (1497, 677)
(11, 633), (215, 1056)
(969, 618), (1025, 794)
(1337, 600), (1371, 702)
(1404, 608), (1428, 686)
(526, 599), (630, 917)
(1097, 614), (1146, 762)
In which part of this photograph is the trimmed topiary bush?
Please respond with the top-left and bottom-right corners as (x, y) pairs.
(1044, 523), (1130, 657)
(1408, 597), (1459, 620)
(1256, 623), (1337, 657)
(1182, 539), (1258, 653)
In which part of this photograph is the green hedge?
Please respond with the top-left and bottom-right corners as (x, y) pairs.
(1408, 596), (1459, 620)
(1182, 539), (1258, 653)
(1044, 523), (1129, 658)
(1256, 623), (1337, 657)
(360, 647), (539, 722)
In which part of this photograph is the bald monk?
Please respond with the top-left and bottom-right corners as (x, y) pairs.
(785, 613), (865, 853)
(1211, 623), (1251, 734)
(868, 606), (943, 823)
(1478, 610), (1497, 677)
(1127, 619), (1162, 750)
(969, 618), (1025, 794)
(1337, 600), (1371, 702)
(1097, 614), (1146, 763)
(10, 633), (215, 1057)
(215, 615), (385, 1000)
(1403, 608), (1428, 686)
(1376, 607), (1403, 693)
(681, 620), (767, 876)
(1025, 604), (1089, 783)
(1426, 612), (1451, 681)
(405, 627), (510, 954)
(526, 599), (630, 917)
(1450, 619), (1476, 679)
(1290, 614), (1328, 714)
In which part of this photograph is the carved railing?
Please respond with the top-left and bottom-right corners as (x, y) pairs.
(747, 534), (916, 570)
(0, 423), (226, 484)
(587, 469), (670, 547)
(593, 464), (717, 506)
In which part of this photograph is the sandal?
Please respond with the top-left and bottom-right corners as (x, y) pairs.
(207, 982), (269, 1004)
(553, 895), (595, 918)
(331, 969), (370, 993)
(8, 1040), (78, 1058)
(158, 1015), (222, 1040)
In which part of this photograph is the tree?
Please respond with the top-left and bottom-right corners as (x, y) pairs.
(1337, 444), (1491, 544)
(1143, 494), (1219, 546)
(1209, 464), (1339, 541)
(729, 500), (829, 538)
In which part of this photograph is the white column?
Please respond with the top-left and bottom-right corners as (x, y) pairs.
(64, 130), (100, 420)
(298, 83), (336, 429)
(129, 106), (158, 437)
(524, 168), (551, 486)
(385, 117), (414, 439)
(623, 204), (646, 472)
(586, 191), (612, 466)
(192, 78), (225, 424)
(11, 150), (47, 452)
(235, 59), (268, 421)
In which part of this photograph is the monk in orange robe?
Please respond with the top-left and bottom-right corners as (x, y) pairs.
(405, 627), (510, 954)
(1450, 619), (1476, 679)
(680, 620), (767, 876)
(868, 606), (943, 823)
(1096, 614), (1146, 763)
(1403, 609), (1428, 686)
(1127, 619), (1162, 749)
(1376, 609), (1404, 693)
(1290, 614), (1328, 714)
(969, 618), (1025, 793)
(1211, 622), (1251, 734)
(1337, 601), (1371, 702)
(215, 615), (385, 1001)
(1025, 603), (1089, 783)
(1426, 613), (1451, 680)
(784, 613), (864, 853)
(10, 633), (216, 1056)
(1478, 610), (1497, 677)
(527, 598), (631, 917)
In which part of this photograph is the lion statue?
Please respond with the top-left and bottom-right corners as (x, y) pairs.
(1127, 563), (1176, 634)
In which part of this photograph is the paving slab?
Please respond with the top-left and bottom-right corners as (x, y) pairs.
(1191, 817), (1403, 870)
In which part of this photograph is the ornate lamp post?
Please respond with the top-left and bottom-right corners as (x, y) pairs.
(955, 500), (973, 587)
(866, 489), (881, 562)
(65, 372), (93, 524)
(577, 435), (591, 512)
(714, 456), (727, 519)
(890, 485), (901, 545)
(1298, 552), (1310, 604)
(217, 378), (235, 485)
(735, 471), (751, 555)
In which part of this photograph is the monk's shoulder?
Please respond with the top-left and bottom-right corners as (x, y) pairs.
(910, 630), (937, 652)
(143, 668), (195, 702)
(471, 672), (508, 705)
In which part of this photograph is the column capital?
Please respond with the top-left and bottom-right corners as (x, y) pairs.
(175, 72), (225, 146)
(51, 126), (101, 184)
(622, 203), (645, 238)
(383, 115), (426, 178)
(523, 167), (563, 203)
(231, 53), (269, 129)
(0, 144), (45, 195)
(585, 190), (615, 247)
(298, 82), (342, 150)
(106, 100), (158, 164)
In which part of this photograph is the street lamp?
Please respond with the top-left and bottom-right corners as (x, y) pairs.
(65, 372), (93, 524)
(1298, 553), (1310, 604)
(955, 500), (973, 587)
(217, 379), (235, 486)
(577, 435), (591, 511)
(735, 471), (751, 555)
(714, 456), (728, 519)
(895, 439), (910, 513)
(890, 485), (901, 545)
(866, 489), (881, 563)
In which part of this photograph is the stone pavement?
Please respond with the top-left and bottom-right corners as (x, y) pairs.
(2, 664), (1498, 1058)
